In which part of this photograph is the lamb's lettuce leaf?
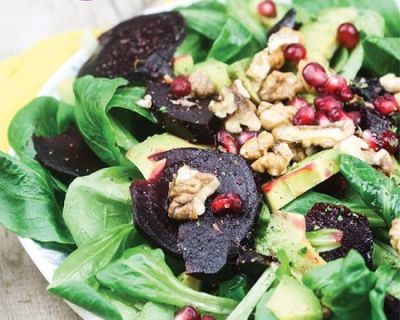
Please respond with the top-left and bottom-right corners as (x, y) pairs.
(176, 30), (211, 63)
(96, 245), (238, 315)
(63, 167), (142, 246)
(0, 151), (73, 243)
(137, 302), (174, 320)
(373, 241), (400, 269)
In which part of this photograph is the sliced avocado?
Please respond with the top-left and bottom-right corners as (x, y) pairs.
(256, 211), (325, 277)
(266, 275), (323, 320)
(173, 54), (194, 76)
(301, 7), (357, 68)
(228, 58), (260, 103)
(192, 59), (232, 93)
(126, 133), (205, 180)
(263, 149), (340, 212)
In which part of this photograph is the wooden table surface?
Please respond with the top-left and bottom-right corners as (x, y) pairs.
(0, 1), (160, 319)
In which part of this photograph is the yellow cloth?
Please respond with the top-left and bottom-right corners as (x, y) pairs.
(0, 31), (89, 151)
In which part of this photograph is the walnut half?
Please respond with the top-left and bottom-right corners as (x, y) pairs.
(168, 165), (220, 221)
(259, 71), (304, 102)
(389, 218), (400, 256)
(258, 102), (297, 131)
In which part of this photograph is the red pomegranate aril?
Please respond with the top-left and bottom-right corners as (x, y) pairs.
(171, 76), (192, 97)
(374, 94), (398, 115)
(314, 95), (343, 113)
(327, 108), (350, 122)
(336, 86), (354, 102)
(294, 106), (315, 125)
(302, 62), (329, 87)
(337, 23), (359, 50)
(321, 75), (347, 94)
(362, 130), (379, 151)
(258, 0), (277, 17)
(202, 316), (216, 320)
(380, 130), (400, 154)
(316, 112), (331, 126)
(284, 43), (307, 64)
(236, 131), (258, 148)
(211, 193), (243, 215)
(217, 130), (238, 154)
(174, 306), (201, 320)
(289, 96), (310, 109)
(346, 111), (361, 125)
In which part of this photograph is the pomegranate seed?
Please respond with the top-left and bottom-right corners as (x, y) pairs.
(327, 108), (350, 122)
(302, 62), (329, 87)
(289, 96), (310, 109)
(217, 130), (238, 154)
(202, 316), (216, 320)
(374, 94), (397, 115)
(211, 193), (243, 215)
(314, 95), (343, 113)
(337, 86), (354, 102)
(337, 23), (359, 50)
(316, 112), (331, 126)
(174, 306), (201, 320)
(171, 76), (192, 97)
(284, 43), (307, 64)
(362, 130), (379, 151)
(346, 111), (362, 125)
(236, 131), (258, 148)
(321, 75), (347, 94)
(258, 0), (277, 17)
(293, 106), (315, 125)
(379, 130), (400, 154)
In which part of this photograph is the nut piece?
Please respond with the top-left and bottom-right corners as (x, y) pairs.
(168, 165), (220, 221)
(259, 71), (304, 102)
(189, 70), (216, 96)
(395, 93), (400, 111)
(258, 102), (297, 131)
(251, 142), (294, 176)
(225, 96), (261, 133)
(336, 135), (394, 175)
(380, 74), (400, 94)
(389, 218), (400, 256)
(209, 86), (237, 118)
(240, 131), (275, 160)
(273, 120), (355, 148)
(267, 27), (304, 53)
(137, 94), (152, 109)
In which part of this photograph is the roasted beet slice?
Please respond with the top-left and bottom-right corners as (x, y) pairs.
(130, 148), (262, 275)
(305, 203), (373, 265)
(33, 125), (106, 181)
(385, 295), (400, 320)
(350, 77), (385, 103)
(347, 103), (392, 134)
(147, 80), (220, 144)
(78, 12), (185, 81)
(267, 9), (297, 39)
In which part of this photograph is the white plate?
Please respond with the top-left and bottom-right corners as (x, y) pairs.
(16, 1), (293, 319)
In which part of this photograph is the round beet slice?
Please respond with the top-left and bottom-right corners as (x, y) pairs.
(130, 148), (262, 276)
(305, 203), (373, 265)
(147, 80), (221, 144)
(78, 12), (185, 81)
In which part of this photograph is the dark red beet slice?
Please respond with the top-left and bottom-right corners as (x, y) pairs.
(78, 12), (185, 81)
(305, 203), (373, 265)
(350, 77), (385, 103)
(385, 295), (400, 320)
(130, 148), (262, 275)
(147, 80), (221, 144)
(33, 125), (106, 181)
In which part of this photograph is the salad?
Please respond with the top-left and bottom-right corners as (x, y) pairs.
(1, 0), (400, 319)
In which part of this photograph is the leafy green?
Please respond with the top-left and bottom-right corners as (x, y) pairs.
(292, 0), (400, 37)
(137, 302), (174, 320)
(218, 275), (249, 301)
(254, 291), (278, 320)
(8, 97), (74, 161)
(339, 44), (364, 80)
(178, 0), (227, 40)
(208, 18), (258, 63)
(340, 155), (400, 226)
(49, 224), (140, 320)
(96, 245), (238, 315)
(0, 151), (73, 243)
(176, 30), (211, 63)
(373, 241), (400, 269)
(303, 250), (380, 320)
(226, 265), (278, 320)
(362, 37), (400, 76)
(63, 167), (142, 246)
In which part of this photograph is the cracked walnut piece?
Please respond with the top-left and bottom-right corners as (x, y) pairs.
(389, 218), (400, 256)
(189, 70), (216, 96)
(259, 71), (304, 102)
(336, 135), (394, 175)
(258, 102), (297, 131)
(240, 131), (275, 160)
(168, 165), (220, 221)
(252, 143), (294, 176)
(380, 74), (400, 94)
(273, 120), (355, 149)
